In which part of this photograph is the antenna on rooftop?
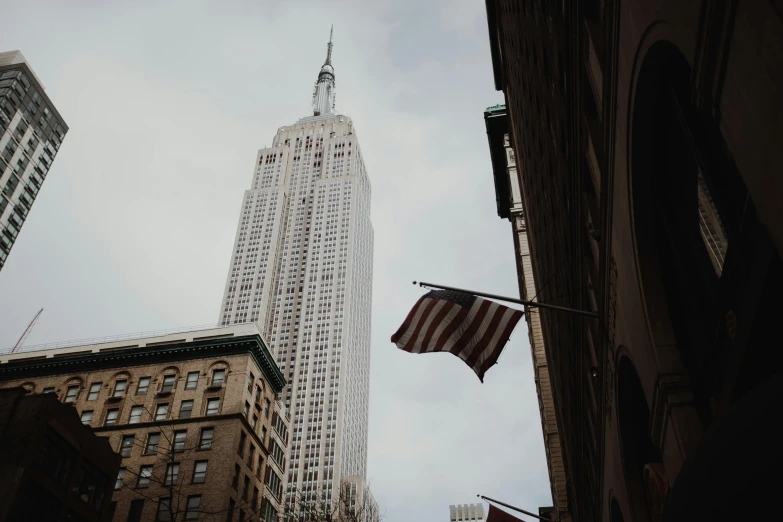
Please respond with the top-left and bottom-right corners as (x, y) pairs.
(12, 308), (43, 353)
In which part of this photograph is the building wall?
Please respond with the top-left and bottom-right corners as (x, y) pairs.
(486, 1), (783, 521)
(218, 113), (373, 504)
(504, 137), (570, 521)
(0, 50), (67, 270)
(0, 326), (289, 522)
(0, 388), (120, 522)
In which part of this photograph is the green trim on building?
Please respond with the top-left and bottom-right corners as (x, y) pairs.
(0, 334), (287, 393)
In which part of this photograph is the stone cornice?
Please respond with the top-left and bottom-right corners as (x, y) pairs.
(0, 334), (286, 393)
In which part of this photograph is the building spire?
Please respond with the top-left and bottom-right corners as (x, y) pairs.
(312, 26), (336, 116)
(325, 25), (333, 66)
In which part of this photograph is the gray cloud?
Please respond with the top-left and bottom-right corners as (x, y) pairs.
(0, 1), (552, 520)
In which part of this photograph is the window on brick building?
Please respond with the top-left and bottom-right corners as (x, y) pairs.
(185, 371), (199, 390)
(226, 499), (235, 522)
(120, 435), (134, 457)
(156, 498), (172, 522)
(137, 377), (151, 395)
(129, 405), (143, 424)
(185, 495), (201, 520)
(145, 433), (160, 455)
(173, 431), (186, 452)
(192, 461), (207, 484)
(64, 385), (79, 403)
(115, 468), (126, 490)
(242, 476), (250, 500)
(199, 428), (214, 450)
(137, 465), (153, 488)
(104, 409), (118, 426)
(113, 379), (127, 398)
(211, 369), (225, 387)
(238, 431), (247, 456)
(80, 410), (93, 425)
(206, 398), (220, 416)
(165, 463), (179, 485)
(232, 465), (240, 489)
(155, 403), (169, 421)
(87, 382), (101, 401)
(180, 400), (194, 419)
(161, 375), (175, 393)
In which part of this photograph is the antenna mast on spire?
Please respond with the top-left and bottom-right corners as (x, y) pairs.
(326, 25), (334, 65)
(12, 308), (43, 353)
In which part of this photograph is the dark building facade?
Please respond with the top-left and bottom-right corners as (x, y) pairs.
(485, 2), (783, 521)
(0, 387), (120, 522)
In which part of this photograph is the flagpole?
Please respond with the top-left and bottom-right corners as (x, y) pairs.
(478, 495), (551, 522)
(415, 281), (598, 319)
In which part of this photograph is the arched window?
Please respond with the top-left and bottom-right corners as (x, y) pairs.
(630, 41), (744, 423)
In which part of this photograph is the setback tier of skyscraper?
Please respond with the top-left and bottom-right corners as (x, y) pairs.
(218, 30), (374, 509)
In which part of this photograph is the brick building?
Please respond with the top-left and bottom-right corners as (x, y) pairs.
(485, 104), (569, 521)
(0, 323), (290, 522)
(485, 1), (783, 521)
(0, 387), (120, 522)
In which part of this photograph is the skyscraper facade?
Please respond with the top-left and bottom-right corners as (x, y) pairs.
(218, 31), (374, 507)
(0, 50), (67, 271)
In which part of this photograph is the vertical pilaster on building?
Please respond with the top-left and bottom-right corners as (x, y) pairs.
(217, 30), (375, 508)
(0, 50), (67, 270)
(484, 104), (571, 521)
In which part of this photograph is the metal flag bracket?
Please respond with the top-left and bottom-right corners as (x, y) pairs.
(414, 281), (598, 319)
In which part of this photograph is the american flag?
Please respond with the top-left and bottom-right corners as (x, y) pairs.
(390, 289), (524, 382)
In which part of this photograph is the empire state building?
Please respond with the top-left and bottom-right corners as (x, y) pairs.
(218, 29), (376, 511)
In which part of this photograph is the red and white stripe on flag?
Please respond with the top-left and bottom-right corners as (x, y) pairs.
(390, 289), (524, 382)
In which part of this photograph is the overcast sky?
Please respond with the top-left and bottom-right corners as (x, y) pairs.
(0, 1), (551, 520)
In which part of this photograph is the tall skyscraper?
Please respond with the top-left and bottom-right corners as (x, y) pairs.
(0, 50), (68, 271)
(449, 503), (485, 522)
(218, 30), (374, 507)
